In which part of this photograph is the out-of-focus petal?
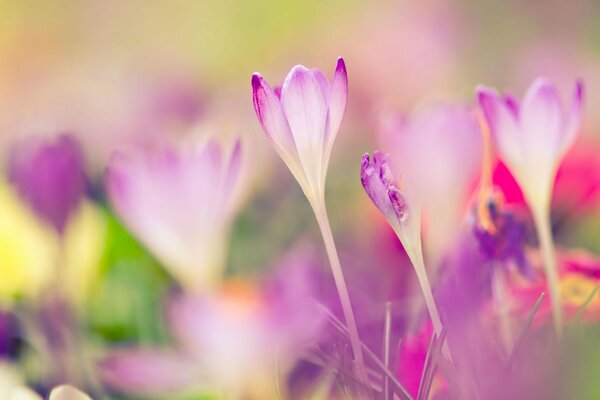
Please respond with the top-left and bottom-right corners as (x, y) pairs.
(9, 388), (41, 400)
(561, 79), (584, 155)
(477, 86), (522, 166)
(48, 385), (92, 400)
(520, 78), (564, 160)
(101, 349), (200, 397)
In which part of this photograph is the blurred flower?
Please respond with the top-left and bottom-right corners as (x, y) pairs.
(251, 58), (347, 204)
(10, 385), (91, 400)
(105, 139), (242, 292)
(102, 251), (322, 399)
(8, 134), (87, 235)
(0, 179), (55, 303)
(378, 105), (481, 263)
(477, 78), (583, 212)
(478, 78), (584, 334)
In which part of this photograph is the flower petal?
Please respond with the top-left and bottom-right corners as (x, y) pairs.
(477, 86), (522, 166)
(252, 73), (307, 189)
(48, 386), (92, 400)
(360, 152), (397, 225)
(561, 79), (584, 156)
(100, 349), (200, 396)
(280, 65), (328, 194)
(521, 78), (564, 160)
(323, 57), (348, 177)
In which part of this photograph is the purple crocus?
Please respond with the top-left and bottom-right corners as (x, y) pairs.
(105, 139), (242, 292)
(8, 134), (86, 234)
(252, 58), (347, 203)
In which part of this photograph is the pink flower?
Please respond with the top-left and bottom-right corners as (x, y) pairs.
(251, 58), (347, 202)
(105, 139), (242, 292)
(477, 78), (584, 210)
(101, 251), (322, 399)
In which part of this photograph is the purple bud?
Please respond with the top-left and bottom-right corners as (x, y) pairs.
(360, 151), (408, 224)
(8, 134), (87, 234)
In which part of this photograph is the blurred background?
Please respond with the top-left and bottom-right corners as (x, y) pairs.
(1, 0), (600, 398)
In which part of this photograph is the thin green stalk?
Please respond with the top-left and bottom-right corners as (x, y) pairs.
(532, 206), (563, 337)
(312, 201), (368, 384)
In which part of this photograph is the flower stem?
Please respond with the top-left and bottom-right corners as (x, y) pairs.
(407, 245), (444, 341)
(492, 265), (513, 353)
(532, 206), (563, 337)
(313, 201), (368, 383)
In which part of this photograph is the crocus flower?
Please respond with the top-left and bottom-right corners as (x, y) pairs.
(252, 59), (367, 380)
(361, 152), (445, 343)
(251, 58), (347, 204)
(477, 78), (583, 212)
(10, 385), (91, 400)
(378, 105), (482, 264)
(477, 78), (584, 334)
(101, 251), (323, 399)
(8, 134), (87, 235)
(105, 139), (242, 292)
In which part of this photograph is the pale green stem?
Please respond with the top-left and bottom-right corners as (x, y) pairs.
(382, 302), (392, 400)
(405, 245), (444, 341)
(312, 200), (368, 383)
(531, 205), (563, 337)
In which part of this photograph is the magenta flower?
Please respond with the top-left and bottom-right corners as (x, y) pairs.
(252, 58), (347, 202)
(8, 134), (86, 234)
(105, 139), (242, 292)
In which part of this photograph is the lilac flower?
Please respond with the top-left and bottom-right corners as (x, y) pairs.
(477, 78), (584, 334)
(101, 252), (322, 399)
(252, 59), (367, 379)
(105, 139), (242, 292)
(378, 105), (482, 262)
(252, 58), (347, 203)
(8, 134), (86, 234)
(477, 78), (583, 211)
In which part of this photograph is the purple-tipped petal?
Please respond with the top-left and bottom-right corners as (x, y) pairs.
(326, 58), (348, 144)
(477, 86), (521, 164)
(252, 73), (297, 158)
(561, 79), (585, 155)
